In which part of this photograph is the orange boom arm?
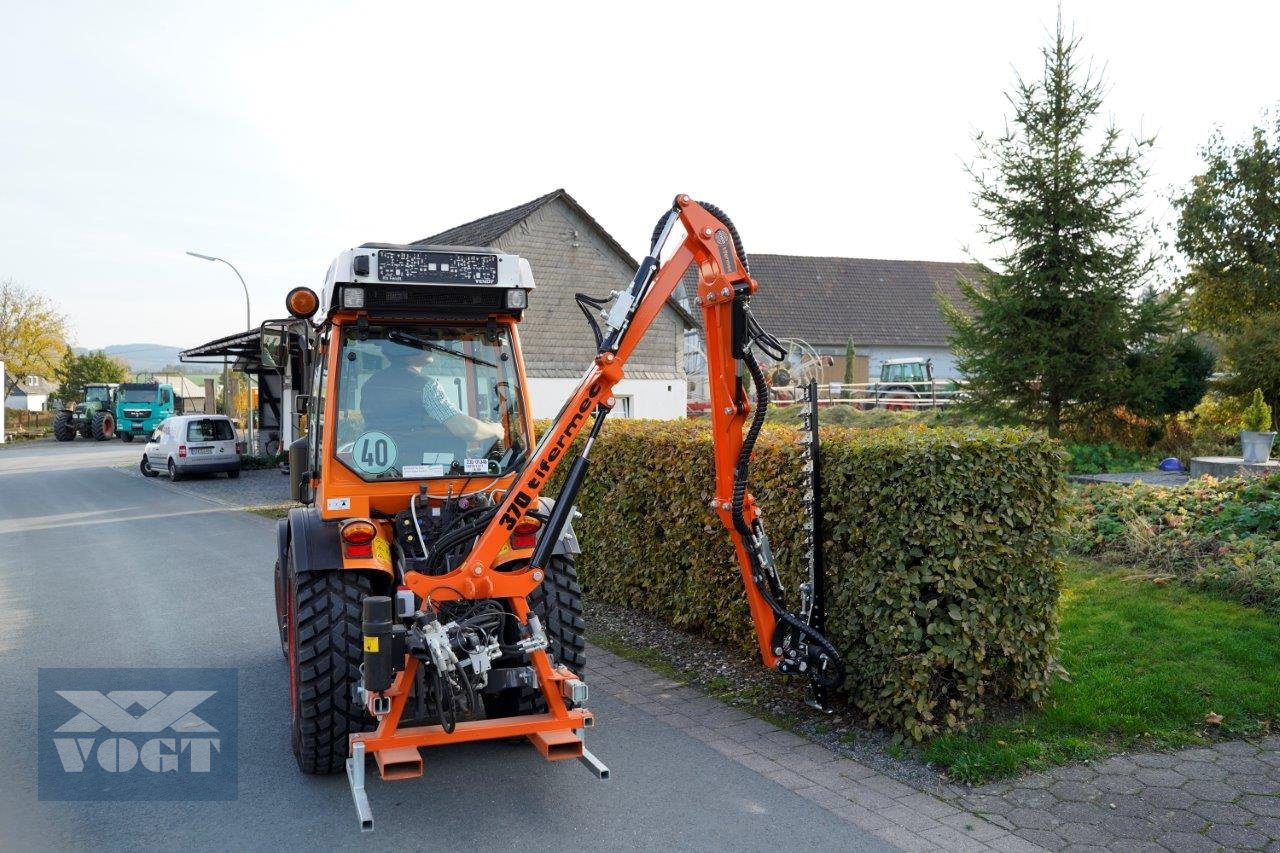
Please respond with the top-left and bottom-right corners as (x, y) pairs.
(400, 195), (843, 683)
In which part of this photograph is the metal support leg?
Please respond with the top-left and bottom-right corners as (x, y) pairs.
(575, 729), (610, 780)
(346, 741), (374, 832)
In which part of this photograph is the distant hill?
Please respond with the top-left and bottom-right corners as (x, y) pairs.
(73, 343), (185, 372)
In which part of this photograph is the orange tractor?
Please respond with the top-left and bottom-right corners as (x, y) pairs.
(269, 196), (844, 829)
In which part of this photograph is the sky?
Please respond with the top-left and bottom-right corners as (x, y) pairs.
(2, 1), (1277, 352)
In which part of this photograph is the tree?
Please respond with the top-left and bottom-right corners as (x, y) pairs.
(0, 279), (70, 393)
(945, 18), (1179, 437)
(1175, 113), (1280, 333)
(1124, 335), (1215, 419)
(1175, 114), (1280, 422)
(842, 337), (856, 398)
(1213, 314), (1280, 431)
(54, 349), (128, 403)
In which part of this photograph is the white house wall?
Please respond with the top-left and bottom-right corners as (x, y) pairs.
(527, 377), (686, 421)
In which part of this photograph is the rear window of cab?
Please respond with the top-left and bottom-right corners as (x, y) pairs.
(187, 419), (234, 442)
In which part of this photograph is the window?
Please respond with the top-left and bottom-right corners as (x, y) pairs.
(332, 324), (528, 481)
(187, 419), (234, 441)
(613, 395), (634, 418)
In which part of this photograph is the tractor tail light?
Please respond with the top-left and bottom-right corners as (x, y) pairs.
(511, 518), (541, 550)
(178, 445), (187, 458)
(342, 520), (378, 557)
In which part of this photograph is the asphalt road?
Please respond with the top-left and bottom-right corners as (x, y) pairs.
(0, 438), (887, 852)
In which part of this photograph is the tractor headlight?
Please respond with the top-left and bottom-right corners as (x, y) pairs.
(506, 289), (527, 310)
(341, 287), (365, 309)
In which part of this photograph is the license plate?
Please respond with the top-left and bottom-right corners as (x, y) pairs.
(192, 447), (213, 455)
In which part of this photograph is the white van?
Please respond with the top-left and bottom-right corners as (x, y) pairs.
(140, 415), (243, 480)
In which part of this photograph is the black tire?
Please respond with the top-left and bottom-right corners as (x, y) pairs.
(287, 567), (379, 775)
(90, 411), (115, 440)
(274, 559), (288, 660)
(227, 468), (241, 479)
(168, 458), (183, 482)
(140, 456), (159, 478)
(52, 412), (76, 442)
(485, 554), (585, 717)
(120, 432), (134, 443)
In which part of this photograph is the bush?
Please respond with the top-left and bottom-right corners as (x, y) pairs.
(554, 419), (1066, 740)
(1062, 442), (1160, 474)
(1243, 389), (1273, 433)
(1067, 475), (1280, 611)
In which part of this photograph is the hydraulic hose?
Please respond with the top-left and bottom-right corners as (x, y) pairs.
(699, 200), (846, 690)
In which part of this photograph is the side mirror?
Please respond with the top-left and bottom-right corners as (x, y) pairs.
(294, 395), (311, 415)
(288, 437), (312, 504)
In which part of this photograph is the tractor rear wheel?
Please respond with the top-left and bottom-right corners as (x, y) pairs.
(485, 554), (585, 717)
(287, 566), (378, 775)
(90, 411), (116, 440)
(52, 412), (76, 442)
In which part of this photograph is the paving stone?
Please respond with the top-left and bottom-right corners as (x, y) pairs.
(1232, 758), (1276, 776)
(1005, 786), (1056, 809)
(1132, 753), (1178, 769)
(1206, 822), (1271, 850)
(1049, 800), (1108, 824)
(938, 810), (1011, 841)
(1061, 845), (1108, 853)
(893, 792), (961, 820)
(1250, 815), (1280, 838)
(1215, 740), (1263, 756)
(1242, 794), (1280, 818)
(1138, 785), (1195, 810)
(1100, 813), (1156, 839)
(856, 774), (918, 800)
(1052, 763), (1101, 782)
(830, 802), (892, 832)
(1191, 799), (1255, 825)
(1154, 832), (1220, 853)
(760, 728), (807, 748)
(1094, 773), (1145, 795)
(919, 824), (994, 852)
(959, 793), (1017, 816)
(1107, 794), (1154, 817)
(872, 824), (934, 852)
(734, 753), (780, 775)
(1049, 780), (1102, 802)
(879, 804), (945, 832)
(1173, 760), (1228, 781)
(1134, 767), (1187, 788)
(1056, 819), (1110, 845)
(1006, 806), (1060, 831)
(1094, 755), (1141, 775)
(1011, 828), (1065, 849)
(763, 767), (811, 790)
(1228, 773), (1280, 795)
(1156, 808), (1210, 834)
(989, 834), (1049, 852)
(705, 737), (752, 758)
(1177, 747), (1221, 762)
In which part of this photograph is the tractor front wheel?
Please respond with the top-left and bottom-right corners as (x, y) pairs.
(52, 412), (76, 442)
(90, 411), (116, 440)
(287, 566), (378, 775)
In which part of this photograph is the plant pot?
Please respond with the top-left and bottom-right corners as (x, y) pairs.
(1240, 430), (1277, 464)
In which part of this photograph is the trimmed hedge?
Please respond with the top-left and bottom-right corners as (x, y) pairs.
(549, 419), (1066, 740)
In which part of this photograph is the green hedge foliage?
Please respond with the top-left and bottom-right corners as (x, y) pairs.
(544, 419), (1066, 740)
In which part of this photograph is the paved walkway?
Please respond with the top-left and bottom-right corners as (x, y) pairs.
(954, 739), (1280, 851)
(591, 645), (1034, 852)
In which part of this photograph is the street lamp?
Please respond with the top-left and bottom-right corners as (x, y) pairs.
(186, 251), (254, 453)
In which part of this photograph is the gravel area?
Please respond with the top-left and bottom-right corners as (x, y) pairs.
(583, 596), (951, 793)
(114, 460), (293, 510)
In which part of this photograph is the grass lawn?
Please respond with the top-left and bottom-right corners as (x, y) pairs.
(924, 557), (1280, 783)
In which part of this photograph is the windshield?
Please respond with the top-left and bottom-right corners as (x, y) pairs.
(84, 386), (112, 402)
(120, 384), (158, 403)
(188, 419), (234, 441)
(334, 323), (527, 481)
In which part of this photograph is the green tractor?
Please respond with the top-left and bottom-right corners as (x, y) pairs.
(52, 383), (119, 441)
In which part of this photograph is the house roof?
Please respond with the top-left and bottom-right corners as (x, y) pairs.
(702, 254), (982, 348)
(415, 189), (696, 329)
(5, 375), (56, 396)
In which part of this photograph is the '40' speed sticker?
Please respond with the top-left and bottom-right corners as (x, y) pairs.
(353, 431), (397, 475)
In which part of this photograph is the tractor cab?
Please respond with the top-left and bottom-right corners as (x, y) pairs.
(282, 243), (537, 520)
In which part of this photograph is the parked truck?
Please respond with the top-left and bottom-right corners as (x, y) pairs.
(114, 382), (177, 442)
(52, 383), (118, 441)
